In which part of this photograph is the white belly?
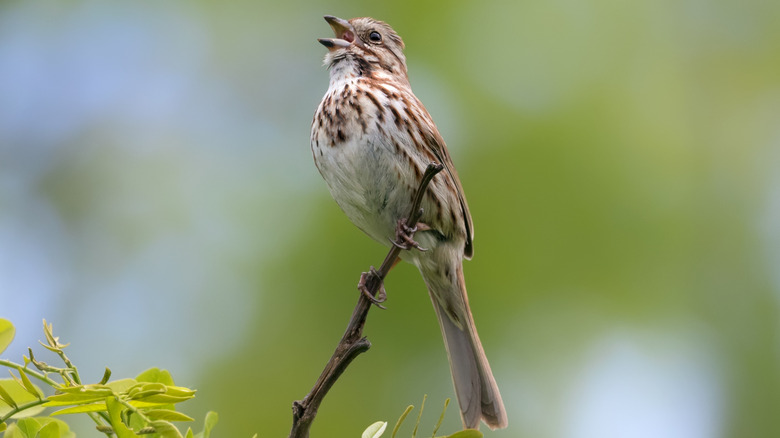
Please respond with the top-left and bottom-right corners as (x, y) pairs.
(313, 132), (413, 246)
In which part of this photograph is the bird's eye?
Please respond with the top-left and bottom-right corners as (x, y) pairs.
(369, 31), (382, 43)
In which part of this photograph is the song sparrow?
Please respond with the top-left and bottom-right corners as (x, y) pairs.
(311, 16), (507, 430)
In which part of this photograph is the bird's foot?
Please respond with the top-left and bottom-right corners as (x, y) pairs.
(358, 267), (387, 309)
(390, 217), (430, 252)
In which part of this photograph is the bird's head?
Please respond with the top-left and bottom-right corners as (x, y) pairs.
(318, 16), (408, 81)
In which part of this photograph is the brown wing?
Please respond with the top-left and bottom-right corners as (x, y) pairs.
(396, 86), (474, 259)
(424, 124), (475, 259)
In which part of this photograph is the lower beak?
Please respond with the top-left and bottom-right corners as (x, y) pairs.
(318, 38), (351, 50)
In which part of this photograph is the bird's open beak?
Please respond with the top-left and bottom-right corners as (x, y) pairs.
(318, 15), (358, 50)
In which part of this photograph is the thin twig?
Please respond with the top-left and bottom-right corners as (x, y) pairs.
(0, 359), (59, 387)
(0, 399), (49, 424)
(289, 162), (444, 438)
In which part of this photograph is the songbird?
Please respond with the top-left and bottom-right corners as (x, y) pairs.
(311, 15), (507, 430)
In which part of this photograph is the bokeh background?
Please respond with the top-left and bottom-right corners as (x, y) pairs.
(2, 0), (779, 437)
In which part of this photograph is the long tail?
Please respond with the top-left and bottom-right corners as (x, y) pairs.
(422, 261), (508, 430)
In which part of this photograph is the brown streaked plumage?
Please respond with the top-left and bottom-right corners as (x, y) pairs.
(311, 16), (507, 430)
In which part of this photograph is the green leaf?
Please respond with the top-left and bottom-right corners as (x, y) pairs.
(446, 430), (483, 438)
(136, 368), (175, 386)
(37, 418), (75, 438)
(41, 320), (68, 350)
(0, 319), (14, 355)
(149, 420), (184, 438)
(362, 421), (387, 438)
(53, 384), (110, 394)
(17, 369), (43, 400)
(161, 386), (196, 398)
(15, 417), (42, 437)
(128, 400), (180, 409)
(55, 399), (181, 412)
(98, 368), (112, 385)
(201, 411), (218, 438)
(36, 422), (59, 438)
(144, 409), (195, 422)
(126, 383), (166, 400)
(106, 378), (137, 393)
(0, 379), (45, 418)
(3, 422), (25, 438)
(0, 379), (18, 409)
(123, 382), (194, 405)
(412, 395), (427, 438)
(50, 402), (107, 416)
(392, 405), (414, 438)
(44, 389), (111, 406)
(105, 396), (135, 438)
(134, 393), (194, 404)
(431, 398), (450, 437)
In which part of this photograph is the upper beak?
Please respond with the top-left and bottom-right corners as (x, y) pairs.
(318, 15), (358, 50)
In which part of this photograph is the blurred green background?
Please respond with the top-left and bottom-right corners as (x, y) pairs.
(1, 0), (779, 437)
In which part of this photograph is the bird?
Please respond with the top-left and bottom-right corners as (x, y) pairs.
(310, 15), (507, 430)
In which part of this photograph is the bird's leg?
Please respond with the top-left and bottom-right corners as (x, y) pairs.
(358, 266), (387, 309)
(360, 216), (428, 308)
(391, 217), (430, 251)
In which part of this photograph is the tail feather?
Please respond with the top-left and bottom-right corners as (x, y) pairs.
(425, 263), (508, 430)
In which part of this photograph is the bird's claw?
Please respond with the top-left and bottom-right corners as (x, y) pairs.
(358, 267), (387, 309)
(392, 218), (429, 252)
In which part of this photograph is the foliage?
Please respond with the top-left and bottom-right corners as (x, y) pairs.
(0, 319), (217, 438)
(2, 318), (471, 437)
(362, 395), (483, 438)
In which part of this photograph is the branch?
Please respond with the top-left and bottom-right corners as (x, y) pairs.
(289, 162), (444, 438)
